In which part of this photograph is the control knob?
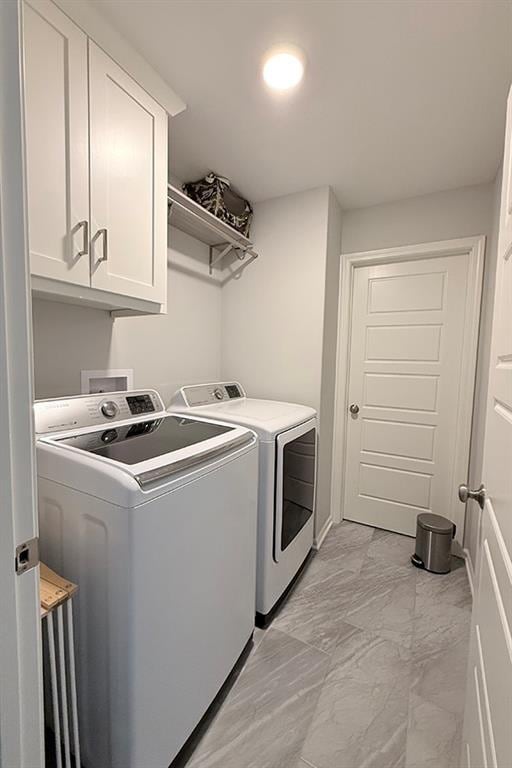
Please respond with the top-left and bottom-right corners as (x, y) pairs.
(101, 400), (118, 419)
(213, 388), (224, 401)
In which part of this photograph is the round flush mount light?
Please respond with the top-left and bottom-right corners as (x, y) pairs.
(262, 45), (305, 91)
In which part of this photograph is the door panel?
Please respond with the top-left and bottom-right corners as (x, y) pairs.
(344, 254), (475, 537)
(364, 372), (439, 411)
(89, 42), (167, 303)
(366, 324), (442, 361)
(462, 85), (512, 768)
(23, 0), (89, 285)
(368, 271), (445, 313)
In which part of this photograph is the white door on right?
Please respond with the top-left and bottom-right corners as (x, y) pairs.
(461, 87), (512, 768)
(344, 252), (479, 538)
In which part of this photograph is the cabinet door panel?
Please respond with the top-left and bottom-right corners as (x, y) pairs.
(23, 0), (90, 285)
(89, 42), (167, 304)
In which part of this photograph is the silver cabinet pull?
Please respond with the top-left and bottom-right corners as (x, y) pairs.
(458, 483), (486, 509)
(76, 220), (88, 258)
(349, 403), (360, 415)
(95, 228), (108, 263)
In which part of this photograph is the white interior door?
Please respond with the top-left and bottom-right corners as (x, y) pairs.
(23, 0), (90, 286)
(0, 2), (44, 764)
(89, 41), (167, 303)
(461, 86), (512, 768)
(344, 251), (482, 539)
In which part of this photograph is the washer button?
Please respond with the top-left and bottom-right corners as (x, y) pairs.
(101, 401), (118, 419)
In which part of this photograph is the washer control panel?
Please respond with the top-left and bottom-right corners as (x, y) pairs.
(34, 390), (164, 435)
(126, 393), (155, 415)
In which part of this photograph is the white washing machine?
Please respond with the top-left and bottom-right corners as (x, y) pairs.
(170, 382), (317, 626)
(34, 389), (258, 768)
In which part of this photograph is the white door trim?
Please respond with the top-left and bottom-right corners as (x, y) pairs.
(0, 1), (44, 764)
(330, 236), (485, 542)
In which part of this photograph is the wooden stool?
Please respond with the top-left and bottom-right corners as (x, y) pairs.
(40, 564), (80, 768)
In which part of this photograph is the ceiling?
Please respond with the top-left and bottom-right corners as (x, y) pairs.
(91, 0), (512, 209)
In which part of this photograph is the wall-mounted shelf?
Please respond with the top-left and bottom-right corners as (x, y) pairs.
(167, 184), (258, 276)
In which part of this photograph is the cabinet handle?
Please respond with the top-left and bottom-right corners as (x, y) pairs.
(76, 220), (88, 258)
(96, 228), (108, 263)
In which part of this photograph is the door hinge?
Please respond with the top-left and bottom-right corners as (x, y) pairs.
(15, 536), (39, 575)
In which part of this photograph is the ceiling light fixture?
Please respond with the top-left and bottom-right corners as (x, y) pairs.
(262, 45), (305, 91)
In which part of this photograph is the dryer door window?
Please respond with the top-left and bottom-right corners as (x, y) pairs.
(275, 425), (316, 560)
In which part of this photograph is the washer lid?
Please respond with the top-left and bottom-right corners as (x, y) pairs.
(37, 412), (256, 506)
(175, 398), (317, 439)
(53, 414), (235, 465)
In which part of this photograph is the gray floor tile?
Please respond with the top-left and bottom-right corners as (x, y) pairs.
(272, 565), (359, 653)
(412, 594), (471, 662)
(344, 557), (417, 648)
(301, 623), (411, 768)
(367, 528), (416, 569)
(411, 635), (470, 716)
(415, 558), (472, 610)
(186, 628), (330, 768)
(179, 522), (472, 768)
(405, 694), (462, 768)
(316, 520), (374, 574)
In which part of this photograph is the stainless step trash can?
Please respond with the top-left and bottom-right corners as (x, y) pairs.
(411, 513), (456, 574)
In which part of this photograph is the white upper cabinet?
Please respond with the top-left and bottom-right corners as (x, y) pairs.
(89, 42), (167, 304)
(22, 0), (169, 313)
(23, 0), (90, 286)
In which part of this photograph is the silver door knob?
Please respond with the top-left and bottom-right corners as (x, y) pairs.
(458, 483), (486, 509)
(349, 403), (360, 415)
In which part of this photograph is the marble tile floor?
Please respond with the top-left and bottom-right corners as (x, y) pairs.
(173, 521), (472, 768)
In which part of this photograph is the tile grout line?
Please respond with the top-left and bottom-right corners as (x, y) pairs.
(300, 758), (319, 768)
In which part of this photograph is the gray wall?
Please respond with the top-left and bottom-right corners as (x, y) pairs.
(221, 186), (342, 539)
(339, 179), (498, 558)
(316, 189), (343, 536)
(465, 170), (502, 572)
(32, 228), (222, 402)
(341, 182), (495, 254)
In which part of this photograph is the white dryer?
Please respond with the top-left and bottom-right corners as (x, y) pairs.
(34, 389), (258, 768)
(170, 382), (317, 626)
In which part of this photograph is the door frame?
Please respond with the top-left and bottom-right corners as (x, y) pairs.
(330, 236), (486, 543)
(0, 1), (44, 765)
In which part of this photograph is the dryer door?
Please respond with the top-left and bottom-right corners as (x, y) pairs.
(274, 419), (317, 562)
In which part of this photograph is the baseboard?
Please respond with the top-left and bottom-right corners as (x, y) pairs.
(313, 516), (333, 551)
(463, 547), (475, 601)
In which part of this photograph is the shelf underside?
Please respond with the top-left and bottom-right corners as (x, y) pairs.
(167, 185), (255, 252)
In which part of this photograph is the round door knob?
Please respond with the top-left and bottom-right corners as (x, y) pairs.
(458, 483), (486, 508)
(349, 403), (360, 415)
(101, 400), (118, 419)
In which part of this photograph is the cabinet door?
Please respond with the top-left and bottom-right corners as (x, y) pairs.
(89, 42), (167, 304)
(23, 0), (90, 286)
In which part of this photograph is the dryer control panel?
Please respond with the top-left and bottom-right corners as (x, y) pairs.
(34, 390), (164, 435)
(177, 382), (246, 408)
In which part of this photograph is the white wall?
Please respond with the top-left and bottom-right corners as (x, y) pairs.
(339, 180), (498, 555)
(221, 186), (341, 537)
(32, 228), (222, 402)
